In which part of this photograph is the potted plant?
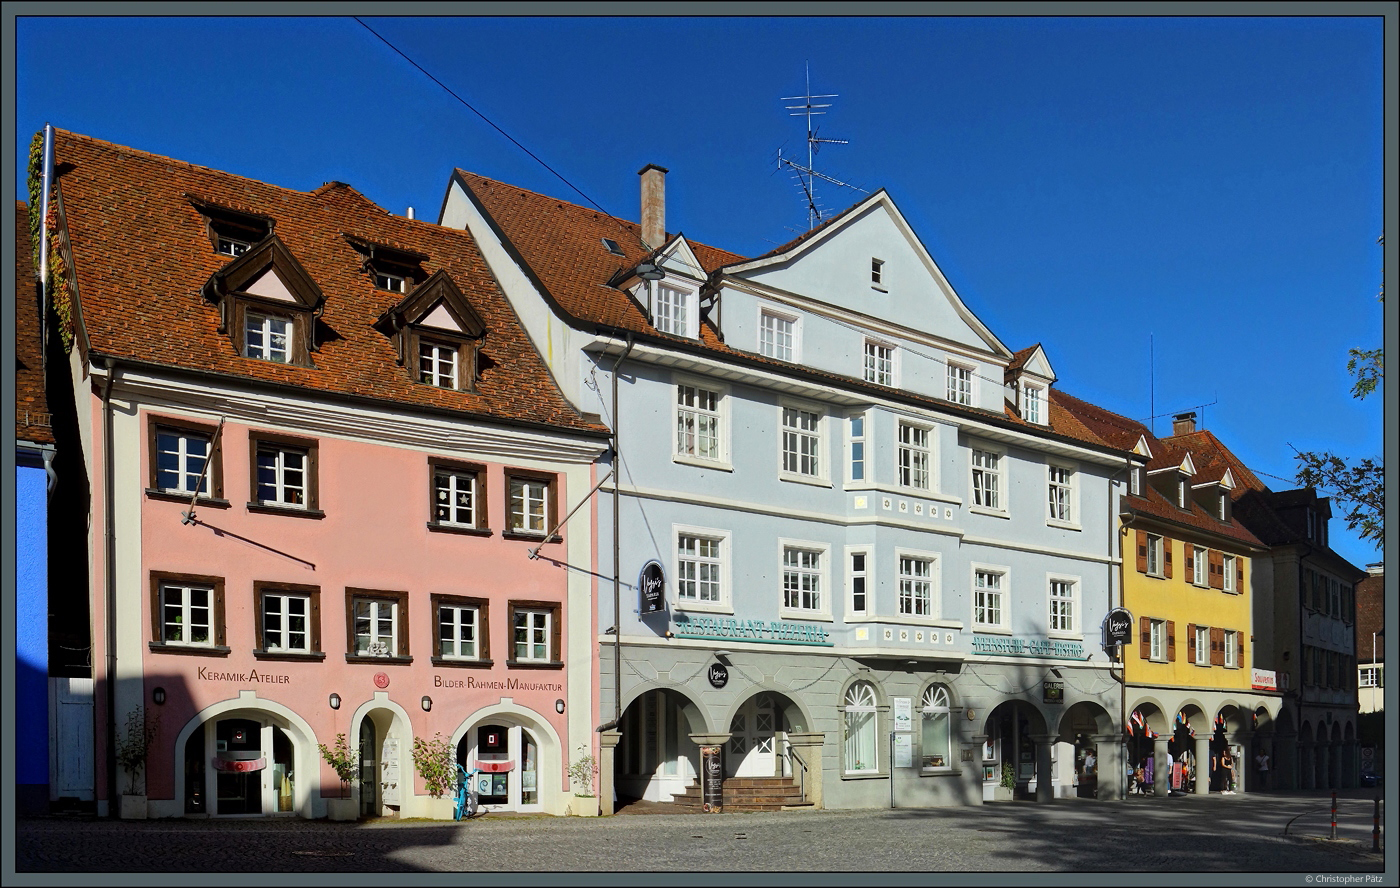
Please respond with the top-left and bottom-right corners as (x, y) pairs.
(567, 749), (598, 816)
(318, 733), (359, 821)
(115, 709), (159, 819)
(994, 762), (1016, 802)
(411, 732), (457, 820)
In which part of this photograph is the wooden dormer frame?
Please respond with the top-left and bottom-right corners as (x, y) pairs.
(187, 194), (275, 256)
(374, 270), (488, 391)
(343, 234), (430, 293)
(202, 234), (326, 367)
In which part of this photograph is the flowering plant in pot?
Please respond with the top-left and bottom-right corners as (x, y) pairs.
(115, 709), (159, 818)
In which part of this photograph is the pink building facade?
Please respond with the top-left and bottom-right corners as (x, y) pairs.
(37, 129), (610, 818)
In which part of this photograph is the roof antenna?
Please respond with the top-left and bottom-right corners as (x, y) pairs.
(777, 62), (866, 230)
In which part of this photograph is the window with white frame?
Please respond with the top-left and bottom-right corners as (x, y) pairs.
(160, 582), (214, 647)
(1195, 625), (1210, 666)
(1022, 383), (1044, 424)
(871, 258), (884, 287)
(759, 309), (796, 361)
(898, 555), (935, 617)
(653, 284), (692, 337)
(1146, 533), (1164, 577)
(418, 339), (459, 389)
(376, 271), (406, 293)
(438, 602), (479, 660)
(864, 340), (895, 387)
(898, 422), (931, 490)
(1360, 666), (1383, 688)
(1178, 479), (1190, 509)
(154, 427), (212, 495)
(1192, 546), (1208, 586)
(676, 382), (723, 463)
(971, 449), (1002, 510)
(1223, 630), (1237, 668)
(677, 531), (726, 607)
(920, 684), (952, 770)
(217, 236), (250, 257)
(849, 414), (866, 482)
(1220, 553), (1236, 592)
(260, 589), (311, 653)
(255, 441), (309, 508)
(513, 608), (551, 662)
(848, 549), (870, 616)
(432, 465), (480, 528)
(974, 568), (1007, 629)
(1129, 468), (1142, 496)
(947, 363), (973, 405)
(781, 406), (822, 478)
(1149, 619), (1166, 662)
(781, 545), (825, 615)
(1047, 464), (1075, 524)
(508, 475), (552, 535)
(843, 681), (878, 773)
(1049, 578), (1077, 634)
(245, 311), (291, 363)
(353, 596), (399, 657)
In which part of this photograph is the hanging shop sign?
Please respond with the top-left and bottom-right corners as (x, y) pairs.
(212, 757), (266, 773)
(671, 614), (833, 646)
(707, 662), (729, 689)
(1251, 669), (1278, 691)
(701, 746), (724, 813)
(971, 635), (1085, 659)
(638, 560), (666, 614)
(1043, 681), (1064, 704)
(1102, 607), (1134, 647)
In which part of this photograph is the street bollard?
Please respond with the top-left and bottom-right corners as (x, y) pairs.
(1375, 794), (1382, 852)
(1331, 790), (1337, 840)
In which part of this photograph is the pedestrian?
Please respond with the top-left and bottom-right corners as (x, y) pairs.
(1255, 750), (1270, 791)
(1144, 754), (1155, 795)
(1222, 748), (1236, 794)
(1167, 750), (1175, 792)
(1083, 749), (1096, 776)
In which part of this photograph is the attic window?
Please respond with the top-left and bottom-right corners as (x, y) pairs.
(344, 234), (428, 294)
(217, 237), (251, 257)
(374, 270), (487, 392)
(190, 198), (272, 257)
(871, 258), (885, 287)
(602, 238), (624, 256)
(377, 272), (407, 293)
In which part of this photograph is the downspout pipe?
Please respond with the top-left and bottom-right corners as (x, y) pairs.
(608, 334), (635, 731)
(1113, 457), (1134, 778)
(101, 357), (119, 814)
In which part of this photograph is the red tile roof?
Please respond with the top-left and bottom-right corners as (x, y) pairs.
(48, 131), (606, 437)
(14, 200), (54, 447)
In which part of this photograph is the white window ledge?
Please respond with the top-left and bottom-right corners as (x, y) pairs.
(779, 472), (832, 489)
(968, 506), (1010, 519)
(673, 454), (734, 472)
(1046, 519), (1081, 532)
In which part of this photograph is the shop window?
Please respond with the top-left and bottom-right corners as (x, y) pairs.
(842, 681), (878, 774)
(920, 684), (952, 772)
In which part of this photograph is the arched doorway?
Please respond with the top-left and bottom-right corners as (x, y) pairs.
(179, 708), (302, 817)
(1055, 701), (1115, 800)
(982, 700), (1050, 801)
(614, 688), (705, 803)
(726, 691), (804, 779)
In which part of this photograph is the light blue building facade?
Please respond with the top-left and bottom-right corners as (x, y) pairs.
(444, 171), (1129, 808)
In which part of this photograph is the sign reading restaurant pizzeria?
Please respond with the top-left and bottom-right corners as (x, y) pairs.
(671, 614), (834, 646)
(638, 560), (666, 615)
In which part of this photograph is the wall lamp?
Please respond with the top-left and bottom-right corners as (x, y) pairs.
(152, 687), (166, 706)
(421, 696), (433, 712)
(329, 692), (341, 710)
(555, 699), (566, 714)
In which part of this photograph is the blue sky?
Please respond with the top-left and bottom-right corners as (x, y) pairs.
(11, 14), (1386, 568)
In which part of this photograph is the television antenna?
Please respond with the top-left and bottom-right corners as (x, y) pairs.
(778, 63), (866, 230)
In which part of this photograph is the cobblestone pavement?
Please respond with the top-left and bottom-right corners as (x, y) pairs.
(10, 791), (1388, 879)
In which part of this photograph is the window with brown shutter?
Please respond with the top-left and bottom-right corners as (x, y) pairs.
(1237, 632), (1246, 671)
(1184, 546), (1195, 579)
(1163, 537), (1173, 579)
(1236, 557), (1245, 594)
(1136, 529), (1148, 574)
(1187, 623), (1197, 664)
(1209, 549), (1224, 590)
(1210, 627), (1225, 666)
(1140, 615), (1152, 661)
(1166, 620), (1176, 662)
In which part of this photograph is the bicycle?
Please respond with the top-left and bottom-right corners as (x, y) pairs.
(453, 763), (485, 821)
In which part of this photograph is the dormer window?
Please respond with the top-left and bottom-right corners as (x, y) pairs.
(1129, 467), (1142, 496)
(344, 234), (428, 295)
(217, 237), (251, 257)
(1178, 479), (1190, 510)
(201, 235), (325, 369)
(419, 339), (459, 389)
(377, 271), (407, 293)
(375, 270), (487, 392)
(654, 284), (693, 337)
(1022, 383), (1045, 424)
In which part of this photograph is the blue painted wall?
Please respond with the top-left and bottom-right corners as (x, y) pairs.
(16, 464), (50, 797)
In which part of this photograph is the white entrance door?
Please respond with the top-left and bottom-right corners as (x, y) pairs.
(468, 724), (542, 813)
(728, 696), (776, 778)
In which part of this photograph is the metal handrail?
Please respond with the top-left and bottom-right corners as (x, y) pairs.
(782, 740), (808, 803)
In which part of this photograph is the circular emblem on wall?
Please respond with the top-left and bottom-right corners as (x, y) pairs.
(707, 662), (729, 689)
(374, 672), (390, 689)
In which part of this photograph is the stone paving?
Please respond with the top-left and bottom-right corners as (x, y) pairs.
(9, 790), (1388, 878)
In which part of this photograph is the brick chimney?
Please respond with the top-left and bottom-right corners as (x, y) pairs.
(1172, 412), (1197, 436)
(639, 164), (668, 250)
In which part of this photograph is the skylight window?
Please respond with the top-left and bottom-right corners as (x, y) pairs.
(602, 238), (624, 256)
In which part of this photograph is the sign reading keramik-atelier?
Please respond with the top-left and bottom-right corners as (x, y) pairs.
(672, 614), (833, 646)
(970, 635), (1085, 659)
